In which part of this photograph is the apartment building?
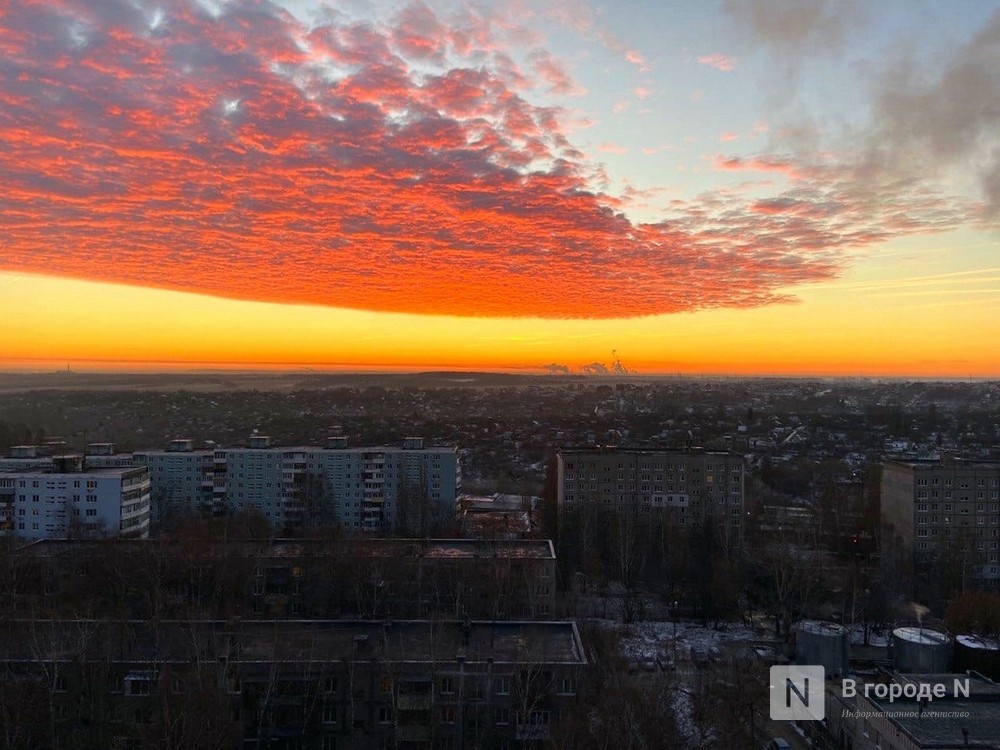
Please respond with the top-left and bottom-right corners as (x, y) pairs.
(3, 435), (459, 533)
(882, 455), (1000, 582)
(217, 436), (458, 532)
(14, 537), (557, 621)
(0, 618), (587, 750)
(248, 538), (557, 620)
(555, 446), (745, 531)
(0, 456), (151, 539)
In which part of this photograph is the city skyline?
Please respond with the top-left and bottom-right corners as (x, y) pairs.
(2, 0), (999, 377)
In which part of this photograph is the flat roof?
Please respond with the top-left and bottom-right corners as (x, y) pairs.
(17, 537), (556, 560)
(885, 458), (1000, 469)
(868, 674), (1000, 746)
(219, 445), (457, 454)
(0, 466), (145, 477)
(0, 619), (585, 665)
(558, 445), (740, 456)
(265, 538), (555, 560)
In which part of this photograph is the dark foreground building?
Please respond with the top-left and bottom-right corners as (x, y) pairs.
(0, 618), (586, 750)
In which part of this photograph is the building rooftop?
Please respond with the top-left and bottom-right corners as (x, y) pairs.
(0, 462), (146, 477)
(885, 456), (1000, 469)
(460, 493), (537, 513)
(0, 619), (586, 665)
(558, 445), (740, 456)
(16, 537), (557, 560)
(867, 673), (1000, 748)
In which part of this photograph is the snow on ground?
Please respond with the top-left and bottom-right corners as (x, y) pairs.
(847, 623), (889, 647)
(670, 684), (700, 747)
(595, 619), (757, 666)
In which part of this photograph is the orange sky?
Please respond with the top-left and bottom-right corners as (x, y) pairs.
(3, 228), (998, 377)
(1, 0), (998, 377)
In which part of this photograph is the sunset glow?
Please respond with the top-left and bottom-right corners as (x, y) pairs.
(2, 0), (998, 376)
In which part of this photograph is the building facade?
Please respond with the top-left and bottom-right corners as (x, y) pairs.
(3, 436), (460, 534)
(555, 446), (745, 532)
(0, 618), (587, 750)
(882, 456), (1000, 583)
(216, 436), (458, 533)
(0, 457), (151, 539)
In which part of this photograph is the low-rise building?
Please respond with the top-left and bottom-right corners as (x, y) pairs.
(0, 618), (587, 750)
(13, 537), (558, 620)
(828, 671), (1000, 750)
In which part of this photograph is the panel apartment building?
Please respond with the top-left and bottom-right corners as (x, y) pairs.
(555, 446), (745, 532)
(217, 435), (458, 532)
(882, 455), (1000, 582)
(0, 618), (587, 750)
(3, 437), (458, 534)
(0, 453), (151, 540)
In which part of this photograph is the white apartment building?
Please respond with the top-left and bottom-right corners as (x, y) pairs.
(0, 456), (151, 540)
(216, 436), (458, 532)
(133, 439), (216, 518)
(2, 436), (458, 534)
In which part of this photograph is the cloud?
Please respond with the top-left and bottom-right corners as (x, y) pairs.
(697, 53), (736, 72)
(634, 86), (652, 99)
(724, 0), (862, 56)
(625, 49), (650, 72)
(0, 0), (981, 321)
(529, 48), (585, 95)
(865, 7), (1000, 216)
(715, 155), (803, 179)
(598, 142), (628, 155)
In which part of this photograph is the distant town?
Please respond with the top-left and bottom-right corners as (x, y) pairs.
(1, 372), (999, 749)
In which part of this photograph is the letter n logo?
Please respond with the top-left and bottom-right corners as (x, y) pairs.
(770, 665), (825, 721)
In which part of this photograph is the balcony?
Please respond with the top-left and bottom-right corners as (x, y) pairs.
(396, 694), (432, 711)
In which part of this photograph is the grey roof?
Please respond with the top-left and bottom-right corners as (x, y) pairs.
(867, 673), (1000, 748)
(0, 619), (585, 666)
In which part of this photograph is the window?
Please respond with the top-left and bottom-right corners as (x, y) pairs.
(529, 710), (550, 726)
(378, 705), (393, 724)
(495, 708), (510, 725)
(558, 676), (576, 695)
(495, 676), (511, 695)
(322, 676), (338, 693)
(322, 705), (339, 724)
(124, 672), (154, 695)
(440, 676), (454, 694)
(380, 676), (394, 694)
(440, 706), (456, 724)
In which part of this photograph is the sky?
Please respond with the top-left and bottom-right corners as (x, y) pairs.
(1, 0), (998, 377)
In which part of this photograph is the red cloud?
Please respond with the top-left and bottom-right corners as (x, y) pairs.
(0, 0), (976, 319)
